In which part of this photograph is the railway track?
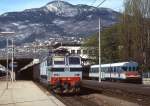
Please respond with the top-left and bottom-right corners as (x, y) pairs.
(53, 94), (99, 106)
(81, 80), (150, 106)
(36, 81), (143, 106)
(36, 82), (100, 106)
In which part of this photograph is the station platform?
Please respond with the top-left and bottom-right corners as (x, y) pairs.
(0, 81), (65, 106)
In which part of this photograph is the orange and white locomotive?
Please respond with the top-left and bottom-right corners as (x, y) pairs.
(40, 48), (82, 93)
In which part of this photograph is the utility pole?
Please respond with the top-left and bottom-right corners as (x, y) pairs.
(148, 30), (150, 48)
(11, 39), (14, 82)
(97, 0), (107, 83)
(6, 39), (9, 88)
(99, 18), (101, 82)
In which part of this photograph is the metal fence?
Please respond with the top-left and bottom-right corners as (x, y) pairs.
(143, 72), (150, 78)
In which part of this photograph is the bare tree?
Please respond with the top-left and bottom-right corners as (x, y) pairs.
(122, 0), (150, 69)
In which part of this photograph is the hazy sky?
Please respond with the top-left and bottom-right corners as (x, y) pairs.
(0, 0), (124, 14)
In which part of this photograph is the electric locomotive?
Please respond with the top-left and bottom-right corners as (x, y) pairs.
(40, 48), (82, 93)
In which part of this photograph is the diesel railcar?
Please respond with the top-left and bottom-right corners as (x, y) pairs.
(89, 61), (142, 83)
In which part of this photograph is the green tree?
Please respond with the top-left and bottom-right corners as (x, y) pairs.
(83, 0), (150, 70)
(83, 24), (122, 64)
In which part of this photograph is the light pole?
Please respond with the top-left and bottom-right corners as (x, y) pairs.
(0, 31), (15, 88)
(11, 39), (14, 82)
(99, 18), (101, 82)
(96, 0), (107, 83)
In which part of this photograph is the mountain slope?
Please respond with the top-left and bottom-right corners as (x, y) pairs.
(0, 1), (120, 47)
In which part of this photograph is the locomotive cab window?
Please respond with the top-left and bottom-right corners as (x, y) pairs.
(69, 57), (80, 65)
(53, 56), (65, 65)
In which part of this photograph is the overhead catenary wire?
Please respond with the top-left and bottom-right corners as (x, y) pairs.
(97, 0), (107, 7)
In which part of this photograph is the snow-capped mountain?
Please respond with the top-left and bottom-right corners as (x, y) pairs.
(0, 1), (120, 48)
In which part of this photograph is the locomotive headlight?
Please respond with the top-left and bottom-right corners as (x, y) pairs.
(53, 73), (60, 76)
(75, 74), (80, 76)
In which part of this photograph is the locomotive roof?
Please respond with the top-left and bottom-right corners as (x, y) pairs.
(53, 48), (69, 54)
(91, 61), (138, 68)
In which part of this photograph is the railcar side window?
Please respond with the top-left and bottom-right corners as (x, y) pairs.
(69, 57), (80, 65)
(118, 67), (122, 72)
(96, 68), (99, 73)
(108, 67), (111, 72)
(114, 67), (116, 72)
(90, 68), (98, 73)
(101, 68), (104, 72)
(93, 68), (99, 73)
(105, 68), (109, 73)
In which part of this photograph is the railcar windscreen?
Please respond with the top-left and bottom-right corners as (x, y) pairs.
(122, 67), (128, 71)
(69, 57), (80, 65)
